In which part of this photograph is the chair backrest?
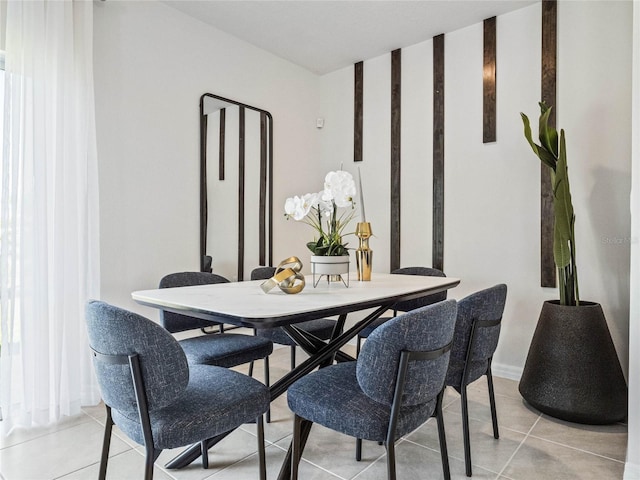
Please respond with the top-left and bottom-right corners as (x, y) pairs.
(251, 266), (275, 281)
(85, 300), (189, 414)
(356, 299), (457, 407)
(449, 284), (507, 386)
(392, 266), (447, 313)
(159, 272), (230, 333)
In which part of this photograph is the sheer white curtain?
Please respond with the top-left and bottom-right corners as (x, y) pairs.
(0, 0), (101, 433)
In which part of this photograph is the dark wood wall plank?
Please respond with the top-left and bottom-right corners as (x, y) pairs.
(390, 49), (402, 272)
(432, 34), (445, 272)
(219, 108), (226, 180)
(541, 0), (557, 287)
(483, 17), (497, 143)
(354, 61), (364, 162)
(237, 106), (245, 281)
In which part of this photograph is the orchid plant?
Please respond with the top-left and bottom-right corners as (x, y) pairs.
(284, 170), (357, 256)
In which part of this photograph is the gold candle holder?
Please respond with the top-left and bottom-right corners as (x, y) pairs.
(355, 222), (373, 281)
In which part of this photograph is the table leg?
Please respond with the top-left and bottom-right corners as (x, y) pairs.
(278, 418), (313, 480)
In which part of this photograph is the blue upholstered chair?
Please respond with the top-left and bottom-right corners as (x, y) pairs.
(287, 300), (458, 480)
(159, 272), (273, 421)
(251, 266), (340, 369)
(445, 284), (507, 477)
(86, 301), (269, 480)
(356, 266), (447, 355)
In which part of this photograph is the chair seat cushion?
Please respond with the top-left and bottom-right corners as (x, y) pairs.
(256, 318), (337, 346)
(179, 333), (273, 367)
(112, 365), (270, 449)
(357, 316), (393, 339)
(287, 362), (436, 442)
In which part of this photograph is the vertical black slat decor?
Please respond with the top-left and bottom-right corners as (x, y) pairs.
(219, 108), (226, 180)
(540, 0), (557, 288)
(390, 49), (402, 272)
(483, 17), (497, 143)
(237, 106), (245, 281)
(199, 105), (209, 272)
(432, 34), (445, 272)
(354, 61), (364, 162)
(259, 112), (267, 265)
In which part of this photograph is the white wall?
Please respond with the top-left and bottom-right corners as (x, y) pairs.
(625, 2), (639, 478)
(318, 1), (632, 379)
(93, 1), (321, 314)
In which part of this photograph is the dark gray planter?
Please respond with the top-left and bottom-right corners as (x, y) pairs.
(519, 300), (627, 424)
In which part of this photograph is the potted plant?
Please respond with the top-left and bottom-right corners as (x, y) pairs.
(284, 170), (356, 283)
(518, 102), (626, 424)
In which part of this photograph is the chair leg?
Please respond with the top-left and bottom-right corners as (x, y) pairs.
(385, 441), (397, 480)
(461, 385), (472, 477)
(356, 438), (362, 461)
(248, 360), (254, 377)
(486, 368), (500, 439)
(290, 346), (296, 370)
(201, 441), (209, 469)
(256, 415), (267, 480)
(264, 356), (271, 423)
(144, 446), (156, 480)
(356, 336), (361, 356)
(291, 415), (304, 480)
(435, 391), (451, 480)
(99, 406), (114, 480)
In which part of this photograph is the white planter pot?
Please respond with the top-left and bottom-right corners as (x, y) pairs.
(310, 255), (350, 275)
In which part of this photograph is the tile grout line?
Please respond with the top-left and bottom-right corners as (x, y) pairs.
(495, 413), (542, 478)
(525, 433), (627, 464)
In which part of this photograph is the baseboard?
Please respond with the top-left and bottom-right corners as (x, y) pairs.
(624, 462), (640, 479)
(491, 361), (523, 382)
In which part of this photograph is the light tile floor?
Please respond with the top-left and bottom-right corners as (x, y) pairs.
(0, 345), (628, 480)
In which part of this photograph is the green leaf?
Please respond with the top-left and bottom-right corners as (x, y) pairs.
(538, 105), (558, 157)
(552, 131), (575, 270)
(521, 112), (556, 170)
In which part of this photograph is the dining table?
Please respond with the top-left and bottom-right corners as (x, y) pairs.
(132, 272), (460, 479)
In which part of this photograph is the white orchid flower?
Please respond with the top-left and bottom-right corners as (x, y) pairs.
(284, 170), (357, 257)
(323, 170), (356, 208)
(284, 194), (313, 221)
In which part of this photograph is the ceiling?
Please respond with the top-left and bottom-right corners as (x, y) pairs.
(163, 0), (537, 75)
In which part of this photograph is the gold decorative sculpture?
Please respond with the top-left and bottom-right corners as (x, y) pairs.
(260, 257), (305, 294)
(355, 222), (372, 281)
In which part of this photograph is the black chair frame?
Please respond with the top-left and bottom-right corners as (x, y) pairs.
(292, 344), (453, 480)
(459, 316), (502, 477)
(91, 348), (266, 480)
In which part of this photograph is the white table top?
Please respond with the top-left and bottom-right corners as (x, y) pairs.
(132, 273), (460, 328)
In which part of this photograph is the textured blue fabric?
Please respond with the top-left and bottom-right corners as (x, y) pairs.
(358, 267), (447, 339)
(357, 300), (457, 406)
(86, 301), (269, 450)
(287, 300), (457, 442)
(181, 333), (273, 367)
(112, 365), (269, 449)
(287, 363), (436, 441)
(159, 272), (230, 333)
(86, 301), (189, 414)
(251, 266), (338, 345)
(445, 284), (507, 390)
